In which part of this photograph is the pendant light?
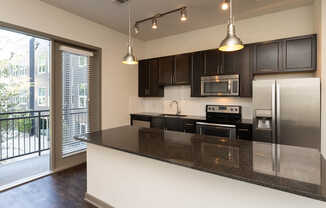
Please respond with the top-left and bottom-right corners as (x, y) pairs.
(122, 5), (138, 65)
(219, 0), (244, 52)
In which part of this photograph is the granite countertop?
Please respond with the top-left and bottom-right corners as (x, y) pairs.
(75, 126), (326, 202)
(131, 112), (253, 124)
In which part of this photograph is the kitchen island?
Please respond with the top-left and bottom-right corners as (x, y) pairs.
(75, 126), (326, 208)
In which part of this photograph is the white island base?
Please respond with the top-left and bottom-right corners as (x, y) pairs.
(85, 143), (325, 208)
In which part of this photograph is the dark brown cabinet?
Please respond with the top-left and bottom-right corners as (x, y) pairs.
(138, 59), (164, 97)
(158, 56), (174, 86)
(158, 54), (191, 86)
(253, 40), (283, 74)
(174, 54), (191, 85)
(282, 34), (316, 72)
(204, 49), (221, 75)
(221, 52), (237, 75)
(253, 34), (316, 74)
(237, 46), (253, 97)
(191, 52), (205, 97)
(165, 117), (184, 132)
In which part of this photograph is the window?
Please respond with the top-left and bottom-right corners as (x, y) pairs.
(78, 56), (87, 67)
(38, 88), (47, 106)
(79, 123), (87, 134)
(38, 54), (47, 74)
(79, 83), (88, 108)
(19, 96), (27, 104)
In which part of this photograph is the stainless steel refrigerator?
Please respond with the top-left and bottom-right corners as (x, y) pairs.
(253, 78), (320, 150)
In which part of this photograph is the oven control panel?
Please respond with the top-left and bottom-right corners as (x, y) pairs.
(206, 105), (241, 114)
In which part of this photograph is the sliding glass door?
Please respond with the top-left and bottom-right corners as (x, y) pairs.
(52, 42), (101, 170)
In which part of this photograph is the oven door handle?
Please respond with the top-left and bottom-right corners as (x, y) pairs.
(196, 122), (236, 128)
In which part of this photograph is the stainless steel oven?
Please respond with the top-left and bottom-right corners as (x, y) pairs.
(196, 122), (237, 139)
(201, 74), (239, 96)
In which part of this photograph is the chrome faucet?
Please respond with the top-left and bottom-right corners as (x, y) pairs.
(170, 100), (181, 115)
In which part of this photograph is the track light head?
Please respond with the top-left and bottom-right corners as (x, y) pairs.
(221, 0), (229, 10)
(180, 7), (188, 21)
(134, 23), (140, 34)
(152, 18), (158, 29)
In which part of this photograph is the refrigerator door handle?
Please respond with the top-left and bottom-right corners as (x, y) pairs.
(271, 82), (276, 172)
(276, 83), (281, 172)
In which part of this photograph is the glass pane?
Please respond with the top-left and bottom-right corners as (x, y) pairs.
(61, 52), (89, 156)
(204, 82), (229, 94)
(0, 29), (50, 186)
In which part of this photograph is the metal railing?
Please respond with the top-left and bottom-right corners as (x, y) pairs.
(0, 110), (50, 161)
(0, 108), (88, 161)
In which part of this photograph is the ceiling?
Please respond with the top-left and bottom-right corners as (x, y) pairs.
(40, 0), (314, 41)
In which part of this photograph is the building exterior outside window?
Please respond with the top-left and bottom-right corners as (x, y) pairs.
(38, 88), (47, 106)
(79, 83), (87, 108)
(78, 56), (87, 67)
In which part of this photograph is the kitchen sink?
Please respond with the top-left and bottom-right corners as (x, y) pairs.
(161, 114), (187, 117)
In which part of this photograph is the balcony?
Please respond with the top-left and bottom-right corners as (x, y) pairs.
(0, 109), (87, 188)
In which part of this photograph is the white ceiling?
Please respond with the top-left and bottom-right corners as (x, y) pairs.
(40, 0), (314, 41)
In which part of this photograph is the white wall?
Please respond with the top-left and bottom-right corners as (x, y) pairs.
(0, 0), (144, 129)
(130, 5), (316, 120)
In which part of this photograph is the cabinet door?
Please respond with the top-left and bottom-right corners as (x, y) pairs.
(174, 54), (190, 85)
(158, 56), (174, 86)
(221, 52), (237, 75)
(165, 117), (183, 132)
(151, 117), (165, 129)
(138, 60), (150, 97)
(149, 59), (164, 97)
(191, 52), (205, 97)
(254, 40), (282, 74)
(237, 46), (253, 97)
(204, 49), (221, 75)
(282, 35), (316, 72)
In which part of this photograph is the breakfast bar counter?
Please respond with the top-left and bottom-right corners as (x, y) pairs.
(75, 126), (326, 208)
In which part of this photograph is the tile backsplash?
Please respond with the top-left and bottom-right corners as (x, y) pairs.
(129, 86), (253, 119)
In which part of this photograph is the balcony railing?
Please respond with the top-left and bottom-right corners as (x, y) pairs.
(0, 108), (88, 162)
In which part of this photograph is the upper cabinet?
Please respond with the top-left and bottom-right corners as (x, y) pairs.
(139, 34), (317, 98)
(253, 34), (316, 74)
(158, 56), (174, 86)
(282, 34), (316, 72)
(253, 40), (283, 74)
(138, 59), (164, 97)
(204, 49), (221, 76)
(158, 54), (191, 86)
(174, 54), (191, 85)
(191, 51), (205, 97)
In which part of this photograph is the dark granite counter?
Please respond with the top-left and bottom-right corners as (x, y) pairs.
(75, 126), (326, 202)
(131, 112), (253, 124)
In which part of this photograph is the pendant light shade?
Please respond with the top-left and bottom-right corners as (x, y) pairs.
(122, 5), (138, 65)
(219, 0), (244, 52)
(219, 23), (244, 52)
(122, 45), (138, 64)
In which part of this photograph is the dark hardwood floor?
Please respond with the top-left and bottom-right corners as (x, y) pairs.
(0, 163), (96, 208)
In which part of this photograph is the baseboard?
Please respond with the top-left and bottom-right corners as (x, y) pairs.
(85, 192), (114, 208)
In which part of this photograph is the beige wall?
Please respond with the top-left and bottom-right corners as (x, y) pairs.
(0, 0), (144, 129)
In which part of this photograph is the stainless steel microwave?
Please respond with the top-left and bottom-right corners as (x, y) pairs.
(201, 74), (239, 96)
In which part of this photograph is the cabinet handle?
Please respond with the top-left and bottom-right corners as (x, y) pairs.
(238, 129), (249, 132)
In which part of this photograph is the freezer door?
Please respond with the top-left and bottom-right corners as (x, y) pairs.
(276, 78), (320, 149)
(253, 80), (276, 143)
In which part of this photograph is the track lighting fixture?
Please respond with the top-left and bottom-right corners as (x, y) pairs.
(134, 7), (188, 33)
(152, 18), (158, 29)
(221, 0), (229, 11)
(180, 7), (188, 21)
(134, 23), (140, 34)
